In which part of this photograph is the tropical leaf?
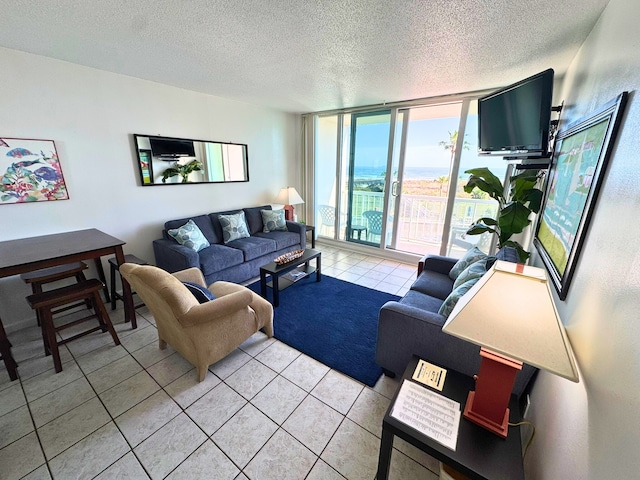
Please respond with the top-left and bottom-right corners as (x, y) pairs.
(463, 168), (504, 202)
(502, 240), (530, 262)
(499, 202), (532, 236)
(466, 223), (498, 236)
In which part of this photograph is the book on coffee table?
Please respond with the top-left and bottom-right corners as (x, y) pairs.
(283, 267), (306, 282)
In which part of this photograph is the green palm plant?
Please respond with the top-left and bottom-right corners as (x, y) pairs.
(463, 167), (545, 262)
(161, 160), (203, 183)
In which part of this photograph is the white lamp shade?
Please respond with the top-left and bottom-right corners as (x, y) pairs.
(442, 261), (579, 382)
(275, 187), (304, 205)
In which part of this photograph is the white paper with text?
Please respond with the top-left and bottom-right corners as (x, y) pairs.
(391, 380), (461, 450)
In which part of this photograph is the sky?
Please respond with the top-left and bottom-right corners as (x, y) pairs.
(353, 113), (508, 179)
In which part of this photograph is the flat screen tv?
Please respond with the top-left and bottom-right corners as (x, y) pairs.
(149, 137), (196, 157)
(478, 69), (554, 156)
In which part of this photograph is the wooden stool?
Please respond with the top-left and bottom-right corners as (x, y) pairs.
(0, 320), (18, 381)
(109, 255), (148, 311)
(21, 262), (90, 326)
(26, 279), (120, 373)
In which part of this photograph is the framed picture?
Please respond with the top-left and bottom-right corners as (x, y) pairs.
(534, 92), (628, 299)
(0, 137), (69, 204)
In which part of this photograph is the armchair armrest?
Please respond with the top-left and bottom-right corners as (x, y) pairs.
(285, 221), (307, 249)
(178, 289), (253, 327)
(153, 239), (199, 273)
(172, 267), (207, 287)
(417, 254), (457, 276)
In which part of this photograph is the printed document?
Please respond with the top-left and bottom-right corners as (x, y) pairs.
(391, 380), (461, 450)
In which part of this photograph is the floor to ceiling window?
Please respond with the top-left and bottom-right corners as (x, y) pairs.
(311, 96), (508, 258)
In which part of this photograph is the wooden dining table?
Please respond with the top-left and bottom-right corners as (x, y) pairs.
(0, 228), (137, 381)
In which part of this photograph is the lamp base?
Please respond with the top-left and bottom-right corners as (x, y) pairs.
(463, 391), (510, 438)
(463, 348), (522, 439)
(283, 205), (294, 221)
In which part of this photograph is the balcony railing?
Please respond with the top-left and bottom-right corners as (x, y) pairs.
(324, 190), (497, 253)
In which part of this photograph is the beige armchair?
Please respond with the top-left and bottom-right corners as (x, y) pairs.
(120, 263), (273, 381)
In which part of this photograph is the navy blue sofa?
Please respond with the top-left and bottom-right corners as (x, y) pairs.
(376, 249), (537, 398)
(153, 205), (306, 285)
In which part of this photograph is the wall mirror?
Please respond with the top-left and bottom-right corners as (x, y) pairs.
(133, 134), (249, 186)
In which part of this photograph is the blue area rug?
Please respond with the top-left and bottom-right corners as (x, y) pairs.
(248, 275), (399, 386)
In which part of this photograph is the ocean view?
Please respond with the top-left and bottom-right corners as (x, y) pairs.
(354, 166), (450, 180)
(354, 165), (509, 181)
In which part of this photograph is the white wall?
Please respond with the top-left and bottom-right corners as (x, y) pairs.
(0, 47), (299, 332)
(525, 0), (640, 478)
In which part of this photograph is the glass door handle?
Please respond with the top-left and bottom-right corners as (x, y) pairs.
(391, 181), (399, 196)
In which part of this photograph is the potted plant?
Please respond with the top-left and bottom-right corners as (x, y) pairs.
(161, 160), (203, 183)
(463, 167), (545, 262)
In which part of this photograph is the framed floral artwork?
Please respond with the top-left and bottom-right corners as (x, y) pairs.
(0, 137), (69, 204)
(534, 92), (628, 299)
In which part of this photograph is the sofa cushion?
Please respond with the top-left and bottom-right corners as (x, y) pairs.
(254, 231), (300, 250)
(182, 281), (216, 303)
(198, 244), (244, 276)
(244, 205), (271, 235)
(453, 256), (494, 289)
(449, 247), (487, 280)
(399, 290), (445, 316)
(167, 219), (210, 252)
(219, 211), (251, 243)
(410, 270), (455, 300)
(165, 215), (218, 245)
(438, 277), (481, 318)
(226, 236), (277, 261)
(261, 209), (288, 233)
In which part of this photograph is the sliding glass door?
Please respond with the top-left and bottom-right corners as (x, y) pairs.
(390, 103), (463, 255)
(312, 97), (508, 258)
(345, 111), (391, 247)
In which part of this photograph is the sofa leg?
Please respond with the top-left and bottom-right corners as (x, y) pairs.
(197, 366), (207, 382)
(159, 338), (167, 350)
(382, 368), (396, 378)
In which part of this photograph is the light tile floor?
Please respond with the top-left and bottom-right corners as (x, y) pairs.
(0, 244), (441, 480)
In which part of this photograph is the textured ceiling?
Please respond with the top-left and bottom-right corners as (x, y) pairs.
(1, 0), (610, 113)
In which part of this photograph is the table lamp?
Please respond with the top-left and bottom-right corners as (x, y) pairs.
(442, 260), (579, 438)
(276, 187), (304, 221)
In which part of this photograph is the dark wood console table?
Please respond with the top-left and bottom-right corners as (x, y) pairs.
(0, 229), (137, 379)
(376, 355), (524, 480)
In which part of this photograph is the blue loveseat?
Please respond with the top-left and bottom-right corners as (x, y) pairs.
(153, 205), (306, 285)
(376, 248), (537, 398)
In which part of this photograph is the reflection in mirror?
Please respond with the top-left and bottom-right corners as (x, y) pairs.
(133, 134), (249, 185)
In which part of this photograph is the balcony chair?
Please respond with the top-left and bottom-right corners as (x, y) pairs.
(119, 263), (274, 382)
(363, 210), (383, 242)
(318, 204), (336, 236)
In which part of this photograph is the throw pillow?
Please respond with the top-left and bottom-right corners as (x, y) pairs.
(167, 219), (210, 252)
(449, 247), (487, 280)
(261, 209), (288, 233)
(218, 211), (251, 243)
(182, 281), (216, 304)
(438, 277), (480, 318)
(453, 256), (495, 290)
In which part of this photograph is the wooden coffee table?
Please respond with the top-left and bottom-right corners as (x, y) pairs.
(259, 249), (321, 307)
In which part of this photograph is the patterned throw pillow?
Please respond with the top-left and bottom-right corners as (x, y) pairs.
(182, 281), (216, 303)
(438, 277), (480, 318)
(218, 211), (251, 244)
(261, 209), (288, 233)
(448, 247), (487, 280)
(453, 256), (494, 290)
(167, 219), (210, 252)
